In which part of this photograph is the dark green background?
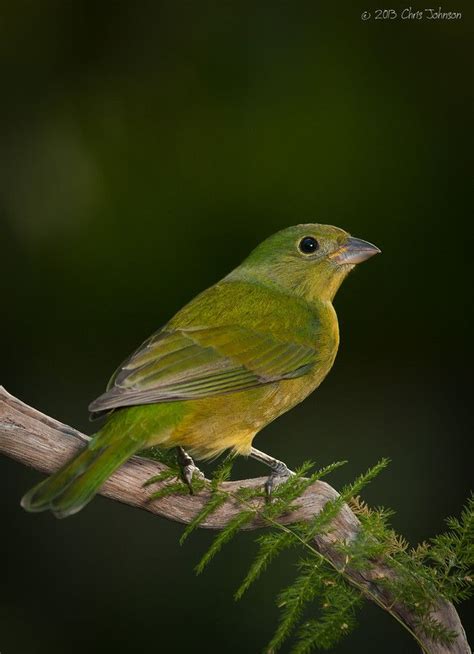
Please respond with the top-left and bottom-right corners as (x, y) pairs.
(1, 2), (472, 653)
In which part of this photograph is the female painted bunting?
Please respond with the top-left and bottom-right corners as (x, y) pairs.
(21, 224), (379, 517)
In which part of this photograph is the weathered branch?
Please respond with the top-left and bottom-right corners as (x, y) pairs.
(0, 386), (470, 654)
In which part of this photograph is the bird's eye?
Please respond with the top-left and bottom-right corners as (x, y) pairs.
(298, 236), (319, 255)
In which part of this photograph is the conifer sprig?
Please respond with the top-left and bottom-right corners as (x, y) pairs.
(144, 453), (473, 653)
(195, 509), (255, 575)
(267, 559), (327, 652)
(235, 530), (295, 600)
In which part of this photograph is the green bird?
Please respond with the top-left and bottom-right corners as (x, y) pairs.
(21, 224), (379, 518)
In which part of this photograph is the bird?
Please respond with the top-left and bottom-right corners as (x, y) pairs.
(21, 223), (380, 518)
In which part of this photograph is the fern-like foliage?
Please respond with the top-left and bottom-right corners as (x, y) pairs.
(195, 509), (255, 574)
(140, 446), (206, 498)
(346, 492), (473, 645)
(426, 494), (474, 603)
(268, 559), (327, 651)
(291, 574), (362, 654)
(235, 530), (295, 601)
(144, 451), (473, 653)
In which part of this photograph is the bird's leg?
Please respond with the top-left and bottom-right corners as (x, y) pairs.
(176, 446), (204, 494)
(249, 447), (294, 498)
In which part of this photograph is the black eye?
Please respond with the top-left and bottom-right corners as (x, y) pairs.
(299, 236), (319, 254)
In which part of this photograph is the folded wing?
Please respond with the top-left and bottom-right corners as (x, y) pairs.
(88, 325), (315, 415)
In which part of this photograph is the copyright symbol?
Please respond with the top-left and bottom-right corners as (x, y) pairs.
(361, 10), (371, 20)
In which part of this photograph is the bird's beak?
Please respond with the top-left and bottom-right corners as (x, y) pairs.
(329, 237), (381, 265)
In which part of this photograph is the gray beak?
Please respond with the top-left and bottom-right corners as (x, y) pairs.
(330, 237), (381, 265)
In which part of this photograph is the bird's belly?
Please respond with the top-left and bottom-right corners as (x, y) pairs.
(163, 368), (326, 460)
(125, 345), (336, 461)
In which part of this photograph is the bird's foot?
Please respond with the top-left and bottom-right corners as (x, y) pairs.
(176, 447), (204, 494)
(265, 460), (294, 500)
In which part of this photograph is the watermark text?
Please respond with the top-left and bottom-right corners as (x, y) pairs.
(361, 7), (462, 21)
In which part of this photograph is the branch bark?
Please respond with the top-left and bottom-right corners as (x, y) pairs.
(0, 386), (470, 654)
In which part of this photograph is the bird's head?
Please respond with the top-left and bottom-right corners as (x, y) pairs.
(232, 224), (380, 303)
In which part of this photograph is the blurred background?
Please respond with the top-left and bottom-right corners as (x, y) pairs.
(1, 2), (472, 652)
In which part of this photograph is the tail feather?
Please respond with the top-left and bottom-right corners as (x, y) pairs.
(50, 439), (139, 518)
(21, 432), (141, 518)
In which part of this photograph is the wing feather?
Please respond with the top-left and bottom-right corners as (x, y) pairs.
(89, 325), (315, 415)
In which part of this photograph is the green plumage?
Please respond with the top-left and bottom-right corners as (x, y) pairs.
(22, 224), (379, 517)
(21, 423), (144, 517)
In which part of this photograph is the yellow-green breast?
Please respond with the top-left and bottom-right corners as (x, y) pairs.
(138, 285), (341, 459)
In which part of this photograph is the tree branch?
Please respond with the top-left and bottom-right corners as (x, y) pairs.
(0, 386), (470, 654)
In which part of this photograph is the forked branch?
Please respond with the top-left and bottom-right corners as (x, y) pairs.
(0, 387), (470, 654)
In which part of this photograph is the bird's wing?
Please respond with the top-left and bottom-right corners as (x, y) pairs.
(88, 325), (315, 414)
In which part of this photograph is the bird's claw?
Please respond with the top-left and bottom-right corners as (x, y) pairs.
(176, 447), (204, 494)
(181, 463), (205, 494)
(264, 461), (294, 500)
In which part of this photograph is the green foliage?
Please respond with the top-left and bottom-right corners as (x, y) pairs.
(262, 460), (348, 524)
(425, 493), (474, 603)
(195, 509), (255, 575)
(180, 454), (238, 545)
(148, 481), (190, 501)
(140, 446), (206, 497)
(142, 468), (177, 487)
(180, 491), (228, 545)
(145, 458), (473, 653)
(291, 577), (361, 654)
(268, 559), (327, 651)
(234, 460), (348, 603)
(347, 492), (473, 642)
(235, 530), (295, 600)
(301, 458), (390, 543)
(140, 447), (184, 498)
(141, 446), (180, 468)
(263, 559), (361, 653)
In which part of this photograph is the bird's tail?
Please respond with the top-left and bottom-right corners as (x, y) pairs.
(21, 428), (143, 518)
